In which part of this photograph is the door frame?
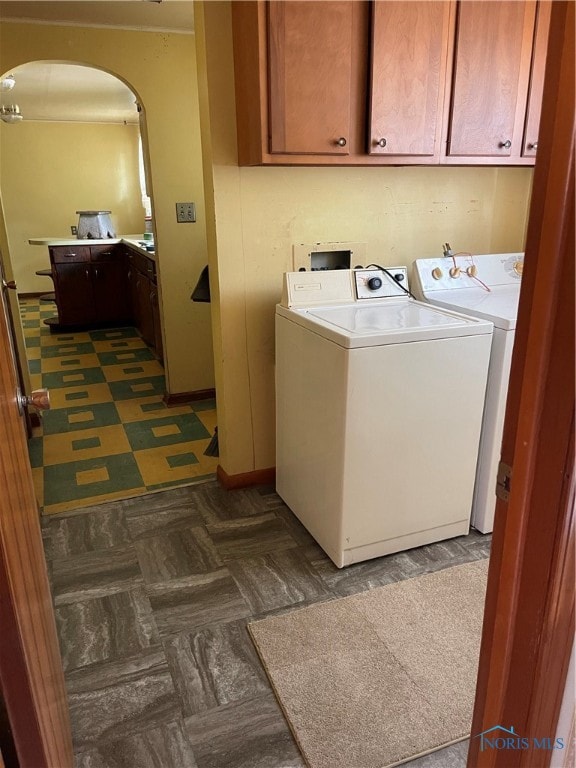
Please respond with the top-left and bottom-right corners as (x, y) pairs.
(468, 2), (575, 765)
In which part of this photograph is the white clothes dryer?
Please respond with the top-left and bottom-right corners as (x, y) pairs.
(412, 252), (524, 533)
(275, 268), (493, 568)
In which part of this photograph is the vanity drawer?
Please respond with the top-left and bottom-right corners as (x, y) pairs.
(49, 246), (91, 263)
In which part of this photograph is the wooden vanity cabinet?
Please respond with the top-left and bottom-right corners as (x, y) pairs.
(50, 244), (130, 327)
(444, 1), (538, 163)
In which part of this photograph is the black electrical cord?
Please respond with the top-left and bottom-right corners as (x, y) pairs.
(364, 264), (417, 299)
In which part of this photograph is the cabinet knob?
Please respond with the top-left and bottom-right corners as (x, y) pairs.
(375, 138), (387, 148)
(528, 141), (538, 150)
(335, 137), (347, 147)
(500, 140), (512, 149)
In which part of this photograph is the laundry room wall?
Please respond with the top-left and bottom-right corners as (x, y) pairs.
(196, 0), (533, 477)
(0, 121), (142, 294)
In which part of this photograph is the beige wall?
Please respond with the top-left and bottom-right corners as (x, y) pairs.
(196, 1), (533, 476)
(0, 21), (214, 395)
(0, 121), (142, 293)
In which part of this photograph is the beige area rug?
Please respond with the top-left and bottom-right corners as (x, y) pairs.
(248, 559), (489, 768)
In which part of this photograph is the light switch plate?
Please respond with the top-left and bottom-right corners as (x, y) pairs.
(176, 202), (196, 223)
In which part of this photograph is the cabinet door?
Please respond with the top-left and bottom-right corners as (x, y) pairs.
(368, 1), (451, 158)
(447, 1), (536, 158)
(53, 263), (96, 326)
(268, 1), (355, 154)
(92, 261), (130, 325)
(522, 0), (551, 157)
(151, 287), (163, 361)
(136, 273), (155, 347)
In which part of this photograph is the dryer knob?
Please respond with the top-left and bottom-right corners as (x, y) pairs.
(394, 273), (405, 281)
(367, 276), (383, 291)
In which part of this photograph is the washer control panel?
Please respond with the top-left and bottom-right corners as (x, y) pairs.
(355, 268), (408, 300)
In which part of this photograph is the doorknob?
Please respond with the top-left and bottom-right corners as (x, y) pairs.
(2, 278), (17, 290)
(16, 387), (50, 415)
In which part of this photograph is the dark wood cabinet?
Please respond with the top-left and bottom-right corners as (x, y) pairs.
(522, 0), (551, 158)
(126, 247), (163, 360)
(50, 244), (130, 328)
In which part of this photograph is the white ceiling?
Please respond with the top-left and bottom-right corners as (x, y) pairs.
(0, 1), (194, 124)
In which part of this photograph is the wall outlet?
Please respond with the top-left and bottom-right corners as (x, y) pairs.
(70, 225), (78, 235)
(176, 202), (196, 223)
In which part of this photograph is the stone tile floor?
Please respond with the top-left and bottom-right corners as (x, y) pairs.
(41, 481), (491, 768)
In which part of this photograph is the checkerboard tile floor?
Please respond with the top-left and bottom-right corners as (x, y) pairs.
(20, 298), (218, 515)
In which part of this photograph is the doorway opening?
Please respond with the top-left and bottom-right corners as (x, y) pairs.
(0, 61), (218, 514)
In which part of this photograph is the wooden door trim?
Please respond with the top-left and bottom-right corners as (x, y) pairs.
(468, 2), (575, 765)
(0, 223), (73, 764)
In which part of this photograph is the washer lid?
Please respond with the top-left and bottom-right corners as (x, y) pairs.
(424, 285), (520, 330)
(279, 298), (493, 348)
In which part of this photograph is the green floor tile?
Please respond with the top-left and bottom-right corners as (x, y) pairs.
(124, 413), (210, 451)
(108, 375), (167, 401)
(42, 402), (121, 435)
(28, 359), (41, 374)
(166, 452), (199, 468)
(42, 367), (106, 389)
(28, 436), (43, 468)
(97, 348), (154, 366)
(192, 398), (217, 412)
(42, 341), (95, 358)
(43, 453), (144, 506)
(71, 436), (102, 451)
(25, 336), (41, 348)
(89, 327), (139, 341)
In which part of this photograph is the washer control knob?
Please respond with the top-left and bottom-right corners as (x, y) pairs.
(394, 273), (405, 282)
(367, 276), (383, 291)
(466, 265), (478, 277)
(449, 266), (461, 278)
(513, 260), (523, 276)
(432, 267), (443, 280)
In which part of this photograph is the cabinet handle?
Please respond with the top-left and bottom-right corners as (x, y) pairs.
(375, 138), (387, 148)
(500, 140), (512, 149)
(94, 268), (99, 278)
(65, 252), (77, 257)
(528, 141), (538, 150)
(335, 137), (347, 147)
(85, 268), (90, 278)
(2, 279), (17, 290)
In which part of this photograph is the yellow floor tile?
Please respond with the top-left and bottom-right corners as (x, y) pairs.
(42, 486), (148, 516)
(42, 424), (132, 466)
(30, 373), (43, 389)
(26, 346), (42, 361)
(196, 408), (217, 435)
(48, 382), (113, 409)
(103, 359), (165, 382)
(40, 331), (93, 347)
(134, 442), (219, 487)
(41, 353), (101, 374)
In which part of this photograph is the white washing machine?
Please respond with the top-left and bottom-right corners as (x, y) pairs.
(412, 252), (523, 534)
(275, 268), (493, 568)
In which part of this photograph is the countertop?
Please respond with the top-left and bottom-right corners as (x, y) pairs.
(29, 236), (157, 262)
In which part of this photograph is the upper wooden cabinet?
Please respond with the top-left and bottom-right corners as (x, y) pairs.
(446, 1), (537, 161)
(268, 1), (356, 155)
(231, 0), (549, 167)
(522, 0), (552, 158)
(368, 2), (451, 159)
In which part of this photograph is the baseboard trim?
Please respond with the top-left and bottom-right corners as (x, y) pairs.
(216, 464), (276, 490)
(163, 388), (216, 406)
